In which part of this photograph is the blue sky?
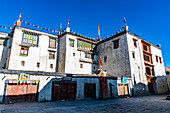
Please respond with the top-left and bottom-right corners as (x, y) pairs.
(0, 0), (170, 66)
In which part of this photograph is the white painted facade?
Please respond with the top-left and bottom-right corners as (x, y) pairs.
(151, 44), (166, 76)
(7, 26), (58, 72)
(58, 30), (98, 75)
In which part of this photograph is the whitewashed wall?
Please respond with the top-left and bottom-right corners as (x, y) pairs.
(58, 33), (95, 74)
(151, 45), (166, 76)
(7, 27), (58, 72)
(127, 33), (147, 85)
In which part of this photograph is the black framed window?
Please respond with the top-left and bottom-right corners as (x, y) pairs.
(49, 38), (56, 48)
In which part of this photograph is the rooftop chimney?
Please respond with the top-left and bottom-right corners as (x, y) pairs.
(65, 27), (70, 32)
(16, 13), (22, 26)
(124, 26), (128, 31)
(16, 21), (21, 26)
(58, 31), (61, 36)
(157, 44), (161, 48)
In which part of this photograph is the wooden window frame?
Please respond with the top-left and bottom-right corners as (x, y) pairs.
(50, 64), (53, 69)
(21, 61), (25, 66)
(69, 39), (74, 47)
(49, 38), (56, 48)
(22, 32), (39, 47)
(20, 46), (29, 56)
(144, 54), (151, 62)
(113, 39), (119, 49)
(146, 67), (151, 75)
(143, 45), (148, 51)
(49, 51), (55, 59)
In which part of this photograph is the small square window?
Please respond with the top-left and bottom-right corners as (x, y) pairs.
(49, 51), (55, 59)
(144, 55), (150, 62)
(113, 39), (119, 49)
(20, 46), (29, 56)
(143, 45), (148, 51)
(50, 64), (53, 69)
(80, 64), (83, 68)
(73, 53), (75, 56)
(69, 39), (74, 47)
(37, 62), (40, 68)
(21, 61), (25, 66)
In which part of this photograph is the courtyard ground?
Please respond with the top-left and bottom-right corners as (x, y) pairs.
(0, 95), (170, 113)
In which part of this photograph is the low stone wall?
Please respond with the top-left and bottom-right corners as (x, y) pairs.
(133, 83), (150, 96)
(154, 76), (169, 94)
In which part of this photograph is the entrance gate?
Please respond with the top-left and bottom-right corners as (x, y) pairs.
(52, 81), (77, 101)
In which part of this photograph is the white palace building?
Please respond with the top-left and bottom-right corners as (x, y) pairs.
(0, 18), (168, 103)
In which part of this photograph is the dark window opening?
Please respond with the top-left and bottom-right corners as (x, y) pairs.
(37, 62), (40, 68)
(143, 45), (148, 51)
(156, 56), (158, 62)
(73, 53), (75, 56)
(166, 71), (169, 75)
(144, 55), (150, 62)
(113, 39), (119, 49)
(133, 39), (137, 48)
(104, 56), (107, 63)
(92, 55), (94, 59)
(159, 57), (162, 63)
(132, 52), (135, 58)
(80, 64), (83, 68)
(50, 64), (53, 69)
(152, 68), (155, 76)
(146, 67), (151, 75)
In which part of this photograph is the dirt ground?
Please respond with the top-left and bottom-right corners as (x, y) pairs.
(0, 95), (170, 113)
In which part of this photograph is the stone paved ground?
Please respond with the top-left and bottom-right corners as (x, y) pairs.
(0, 95), (170, 113)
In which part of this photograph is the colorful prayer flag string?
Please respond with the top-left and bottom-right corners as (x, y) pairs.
(21, 20), (60, 33)
(0, 25), (12, 30)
